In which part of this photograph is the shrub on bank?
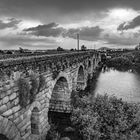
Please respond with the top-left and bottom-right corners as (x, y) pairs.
(71, 93), (140, 140)
(46, 122), (60, 140)
(105, 50), (140, 73)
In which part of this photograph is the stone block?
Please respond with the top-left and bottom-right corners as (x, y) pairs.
(6, 89), (11, 95)
(0, 104), (7, 114)
(13, 112), (19, 119)
(3, 121), (12, 135)
(2, 96), (9, 104)
(17, 118), (28, 129)
(0, 92), (6, 99)
(14, 116), (22, 124)
(6, 101), (12, 109)
(11, 97), (19, 106)
(12, 105), (20, 113)
(0, 100), (2, 106)
(1, 117), (8, 131)
(2, 109), (12, 116)
(9, 92), (17, 100)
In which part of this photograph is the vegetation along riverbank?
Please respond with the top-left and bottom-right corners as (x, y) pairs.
(105, 50), (140, 73)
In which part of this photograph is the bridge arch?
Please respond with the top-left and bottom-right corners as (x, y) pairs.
(51, 76), (70, 103)
(0, 116), (21, 140)
(0, 134), (9, 140)
(48, 76), (71, 132)
(76, 65), (85, 90)
(31, 107), (40, 135)
(88, 60), (91, 69)
(30, 101), (42, 111)
(29, 101), (41, 135)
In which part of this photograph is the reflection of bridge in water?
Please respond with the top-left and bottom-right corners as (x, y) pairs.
(0, 51), (101, 140)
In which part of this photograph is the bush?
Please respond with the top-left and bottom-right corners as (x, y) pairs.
(46, 122), (60, 140)
(71, 94), (140, 140)
(30, 73), (39, 103)
(52, 70), (59, 80)
(38, 74), (46, 92)
(17, 77), (30, 108)
(106, 56), (132, 71)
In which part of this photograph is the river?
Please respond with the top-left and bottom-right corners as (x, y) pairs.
(95, 69), (140, 103)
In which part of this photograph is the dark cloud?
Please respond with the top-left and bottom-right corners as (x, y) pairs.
(117, 22), (126, 31)
(0, 0), (140, 23)
(66, 26), (104, 41)
(0, 18), (21, 29)
(24, 22), (65, 37)
(1, 0), (140, 13)
(24, 23), (103, 41)
(117, 15), (140, 31)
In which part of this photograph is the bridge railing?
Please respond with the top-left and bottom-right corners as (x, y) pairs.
(0, 50), (97, 60)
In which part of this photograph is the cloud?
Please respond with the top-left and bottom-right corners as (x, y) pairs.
(1, 0), (140, 14)
(66, 26), (104, 41)
(23, 22), (65, 37)
(1, 0), (140, 24)
(0, 34), (57, 49)
(117, 15), (140, 31)
(24, 22), (104, 41)
(0, 18), (21, 30)
(103, 33), (140, 46)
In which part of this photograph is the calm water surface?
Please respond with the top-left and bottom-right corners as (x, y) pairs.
(95, 69), (140, 103)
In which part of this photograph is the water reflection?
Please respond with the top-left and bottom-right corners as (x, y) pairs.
(95, 69), (140, 103)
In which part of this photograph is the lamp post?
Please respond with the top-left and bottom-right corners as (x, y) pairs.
(77, 33), (79, 51)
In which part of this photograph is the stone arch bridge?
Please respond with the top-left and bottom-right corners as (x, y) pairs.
(0, 51), (101, 140)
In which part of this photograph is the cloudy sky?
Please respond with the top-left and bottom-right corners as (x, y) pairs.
(1, 0), (140, 50)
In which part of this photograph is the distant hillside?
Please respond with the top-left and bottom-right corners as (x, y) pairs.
(98, 47), (111, 51)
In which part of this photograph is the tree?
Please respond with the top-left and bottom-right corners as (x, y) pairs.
(81, 45), (86, 51)
(19, 47), (24, 53)
(0, 50), (4, 54)
(6, 50), (13, 54)
(70, 48), (74, 51)
(57, 46), (64, 51)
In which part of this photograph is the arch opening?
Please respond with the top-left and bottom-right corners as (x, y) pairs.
(0, 134), (9, 140)
(88, 60), (91, 69)
(31, 107), (40, 135)
(48, 77), (72, 137)
(50, 77), (70, 103)
(77, 66), (85, 90)
(49, 76), (71, 112)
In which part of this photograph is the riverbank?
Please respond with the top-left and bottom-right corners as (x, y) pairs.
(70, 65), (140, 140)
